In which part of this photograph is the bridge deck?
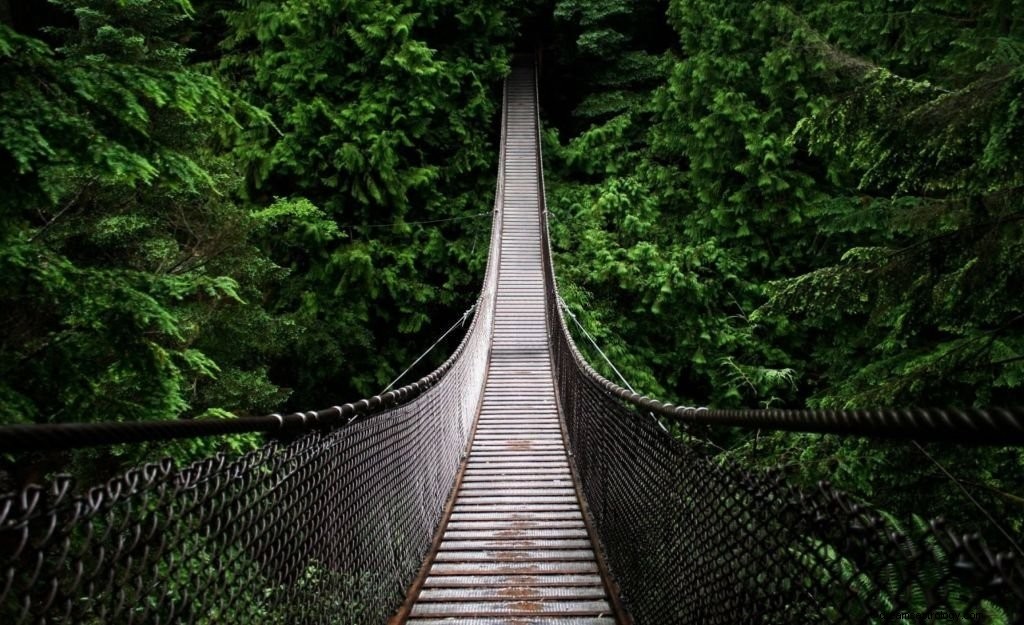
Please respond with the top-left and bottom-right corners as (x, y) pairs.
(402, 68), (617, 624)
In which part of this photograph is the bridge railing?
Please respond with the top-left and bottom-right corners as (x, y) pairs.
(532, 65), (1024, 624)
(0, 79), (507, 625)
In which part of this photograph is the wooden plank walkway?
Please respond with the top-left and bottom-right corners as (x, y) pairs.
(401, 67), (619, 624)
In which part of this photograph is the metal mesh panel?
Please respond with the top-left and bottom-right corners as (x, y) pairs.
(548, 344), (1024, 623)
(0, 88), (506, 625)
(1, 404), (464, 624)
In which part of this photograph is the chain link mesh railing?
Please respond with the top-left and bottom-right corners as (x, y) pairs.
(0, 83), (507, 625)
(530, 65), (1024, 622)
(547, 348), (1024, 623)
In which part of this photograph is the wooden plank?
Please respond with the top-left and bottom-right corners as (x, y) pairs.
(422, 574), (604, 588)
(417, 586), (608, 601)
(409, 600), (612, 617)
(409, 614), (614, 618)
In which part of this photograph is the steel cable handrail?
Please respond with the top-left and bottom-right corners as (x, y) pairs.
(0, 277), (495, 451)
(545, 268), (1024, 442)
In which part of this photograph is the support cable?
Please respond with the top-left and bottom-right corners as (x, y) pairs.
(382, 304), (477, 393)
(559, 296), (674, 435)
(558, 296), (637, 394)
(911, 440), (1024, 558)
(0, 304), (480, 453)
(352, 211), (493, 230)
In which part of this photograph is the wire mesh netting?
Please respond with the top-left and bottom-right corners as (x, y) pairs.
(2, 403), (466, 624)
(549, 341), (1024, 623)
(0, 303), (496, 624)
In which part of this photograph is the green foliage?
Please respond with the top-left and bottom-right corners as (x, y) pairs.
(220, 0), (532, 404)
(0, 0), (533, 488)
(542, 0), (1024, 545)
(0, 1), (289, 480)
(545, 0), (820, 411)
(544, 0), (667, 147)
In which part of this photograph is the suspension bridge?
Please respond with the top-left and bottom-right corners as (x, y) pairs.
(1, 62), (1023, 625)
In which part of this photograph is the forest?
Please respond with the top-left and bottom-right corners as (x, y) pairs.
(1, 0), (1022, 554)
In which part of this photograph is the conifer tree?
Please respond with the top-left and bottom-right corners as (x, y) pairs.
(0, 0), (286, 464)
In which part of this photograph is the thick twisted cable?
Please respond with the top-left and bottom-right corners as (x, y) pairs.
(0, 379), (433, 453)
(572, 362), (1024, 444)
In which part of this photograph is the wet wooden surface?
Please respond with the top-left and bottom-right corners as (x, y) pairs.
(404, 67), (616, 624)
